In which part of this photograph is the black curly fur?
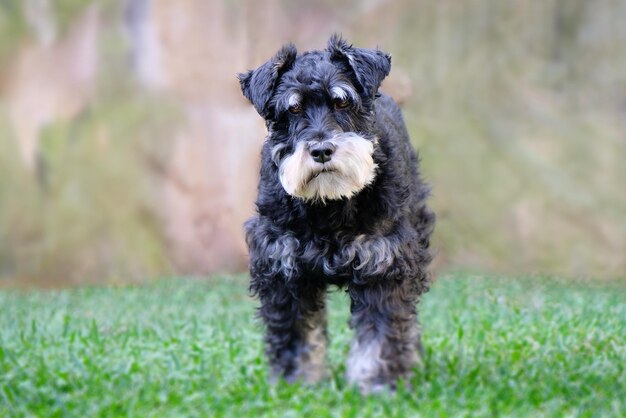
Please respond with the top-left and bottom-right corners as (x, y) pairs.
(239, 35), (435, 393)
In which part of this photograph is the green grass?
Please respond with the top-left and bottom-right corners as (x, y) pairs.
(1, 274), (625, 417)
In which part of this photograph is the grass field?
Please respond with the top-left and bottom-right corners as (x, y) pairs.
(1, 274), (625, 417)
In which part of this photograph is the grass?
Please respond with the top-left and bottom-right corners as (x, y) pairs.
(0, 273), (625, 417)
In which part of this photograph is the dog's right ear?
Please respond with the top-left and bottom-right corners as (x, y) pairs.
(327, 34), (391, 99)
(238, 44), (297, 119)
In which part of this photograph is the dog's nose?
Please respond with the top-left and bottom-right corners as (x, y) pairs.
(309, 142), (335, 164)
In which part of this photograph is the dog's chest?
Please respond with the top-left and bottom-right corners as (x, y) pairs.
(295, 230), (400, 280)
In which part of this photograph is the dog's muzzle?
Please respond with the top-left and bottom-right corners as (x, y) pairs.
(278, 133), (377, 202)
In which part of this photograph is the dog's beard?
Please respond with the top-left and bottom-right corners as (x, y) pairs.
(278, 133), (377, 202)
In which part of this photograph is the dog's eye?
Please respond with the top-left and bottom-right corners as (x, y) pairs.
(334, 98), (351, 110)
(288, 104), (302, 115)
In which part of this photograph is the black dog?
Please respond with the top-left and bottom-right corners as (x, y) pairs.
(239, 35), (435, 393)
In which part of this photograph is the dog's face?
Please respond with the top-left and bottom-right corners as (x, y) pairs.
(239, 35), (391, 203)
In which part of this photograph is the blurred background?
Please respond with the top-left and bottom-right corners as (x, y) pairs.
(0, 0), (624, 286)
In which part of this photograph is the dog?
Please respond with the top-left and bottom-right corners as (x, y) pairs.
(238, 35), (435, 394)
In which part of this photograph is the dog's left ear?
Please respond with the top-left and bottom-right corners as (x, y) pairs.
(238, 44), (298, 119)
(327, 34), (391, 98)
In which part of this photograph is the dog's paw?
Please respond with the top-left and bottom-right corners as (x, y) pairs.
(354, 378), (399, 396)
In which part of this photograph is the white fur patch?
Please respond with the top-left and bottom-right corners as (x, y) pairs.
(278, 133), (377, 202)
(346, 337), (386, 393)
(331, 84), (358, 102)
(288, 93), (301, 107)
(331, 86), (348, 100)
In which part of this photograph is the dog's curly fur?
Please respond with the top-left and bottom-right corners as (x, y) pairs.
(239, 35), (435, 393)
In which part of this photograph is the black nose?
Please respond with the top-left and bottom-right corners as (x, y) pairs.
(309, 142), (335, 164)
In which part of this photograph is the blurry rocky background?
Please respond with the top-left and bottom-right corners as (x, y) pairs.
(0, 0), (624, 285)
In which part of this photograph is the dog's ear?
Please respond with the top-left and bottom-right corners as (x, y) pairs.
(327, 34), (391, 98)
(238, 44), (297, 118)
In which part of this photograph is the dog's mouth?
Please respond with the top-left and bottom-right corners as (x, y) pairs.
(305, 167), (338, 184)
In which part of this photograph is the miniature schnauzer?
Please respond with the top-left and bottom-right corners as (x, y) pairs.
(239, 35), (435, 394)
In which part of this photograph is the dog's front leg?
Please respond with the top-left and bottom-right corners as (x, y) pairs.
(346, 279), (422, 394)
(256, 281), (328, 384)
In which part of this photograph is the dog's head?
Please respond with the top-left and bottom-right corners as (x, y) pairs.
(239, 35), (391, 203)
